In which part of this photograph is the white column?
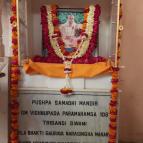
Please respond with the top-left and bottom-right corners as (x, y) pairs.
(1, 0), (12, 57)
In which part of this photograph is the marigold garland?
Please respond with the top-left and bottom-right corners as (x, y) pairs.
(108, 3), (123, 143)
(10, 0), (20, 142)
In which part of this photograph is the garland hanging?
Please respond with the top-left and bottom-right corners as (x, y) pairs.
(109, 67), (119, 143)
(9, 0), (20, 142)
(47, 5), (98, 94)
(108, 3), (123, 143)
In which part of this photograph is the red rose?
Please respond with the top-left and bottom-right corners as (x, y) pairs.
(13, 49), (18, 56)
(12, 27), (17, 32)
(52, 19), (59, 26)
(11, 80), (18, 84)
(12, 6), (16, 12)
(10, 101), (19, 109)
(12, 39), (17, 45)
(11, 59), (18, 65)
(10, 16), (16, 24)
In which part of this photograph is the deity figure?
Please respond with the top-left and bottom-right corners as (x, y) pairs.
(59, 15), (82, 52)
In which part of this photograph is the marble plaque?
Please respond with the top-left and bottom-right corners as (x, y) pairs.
(19, 93), (110, 143)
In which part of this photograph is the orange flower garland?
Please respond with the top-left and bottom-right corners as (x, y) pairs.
(108, 3), (123, 143)
(10, 0), (20, 142)
(108, 67), (119, 143)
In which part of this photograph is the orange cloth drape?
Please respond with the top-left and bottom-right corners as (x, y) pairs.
(23, 60), (112, 78)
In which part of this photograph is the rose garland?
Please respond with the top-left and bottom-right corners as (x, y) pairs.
(9, 0), (20, 142)
(108, 3), (123, 143)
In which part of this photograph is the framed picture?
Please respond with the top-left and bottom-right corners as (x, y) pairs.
(42, 8), (99, 57)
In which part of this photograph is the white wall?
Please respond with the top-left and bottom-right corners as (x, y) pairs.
(1, 1), (12, 57)
(119, 0), (143, 142)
